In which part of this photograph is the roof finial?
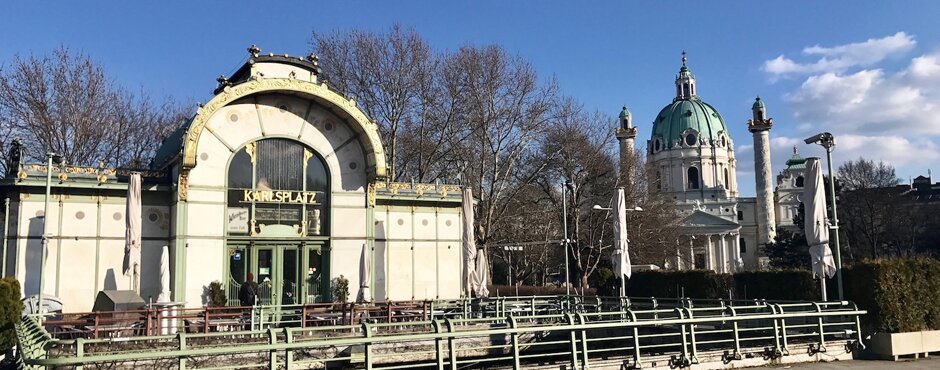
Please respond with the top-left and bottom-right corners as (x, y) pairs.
(792, 145), (798, 155)
(681, 50), (687, 66)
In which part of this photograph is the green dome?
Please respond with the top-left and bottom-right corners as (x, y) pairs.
(752, 96), (764, 110)
(619, 106), (631, 119)
(650, 97), (728, 149)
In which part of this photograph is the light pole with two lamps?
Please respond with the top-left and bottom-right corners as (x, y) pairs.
(39, 152), (63, 315)
(804, 132), (843, 301)
(592, 203), (643, 297)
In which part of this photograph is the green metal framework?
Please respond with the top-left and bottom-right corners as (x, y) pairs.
(16, 296), (865, 369)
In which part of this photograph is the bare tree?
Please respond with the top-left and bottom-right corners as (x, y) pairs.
(311, 25), (436, 181)
(837, 157), (900, 191)
(0, 47), (188, 168)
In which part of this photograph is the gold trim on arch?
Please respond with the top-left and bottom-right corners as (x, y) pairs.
(180, 77), (387, 179)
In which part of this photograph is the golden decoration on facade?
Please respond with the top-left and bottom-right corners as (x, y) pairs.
(245, 142), (256, 164)
(367, 182), (376, 207)
(177, 170), (189, 201)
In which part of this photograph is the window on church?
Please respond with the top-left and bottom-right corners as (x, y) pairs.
(687, 167), (700, 190)
(724, 168), (730, 189)
(685, 133), (697, 146)
(656, 171), (662, 191)
(683, 83), (691, 97)
(694, 254), (705, 269)
(654, 139), (661, 152)
(739, 238), (747, 254)
(795, 176), (804, 187)
(737, 210), (743, 221)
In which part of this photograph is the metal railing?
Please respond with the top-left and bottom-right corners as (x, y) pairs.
(17, 297), (866, 369)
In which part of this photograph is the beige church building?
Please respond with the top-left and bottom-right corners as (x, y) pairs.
(1, 50), (464, 312)
(615, 54), (807, 272)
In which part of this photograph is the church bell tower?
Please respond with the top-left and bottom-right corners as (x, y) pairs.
(748, 97), (776, 245)
(617, 106), (638, 186)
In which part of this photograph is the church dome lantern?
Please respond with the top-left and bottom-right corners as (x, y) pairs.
(651, 52), (728, 149)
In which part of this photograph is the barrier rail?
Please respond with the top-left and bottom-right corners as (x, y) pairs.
(17, 297), (866, 370)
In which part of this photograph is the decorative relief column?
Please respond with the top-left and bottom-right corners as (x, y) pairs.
(748, 97), (776, 245)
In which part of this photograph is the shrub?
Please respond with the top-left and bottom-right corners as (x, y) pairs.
(206, 281), (226, 307)
(625, 269), (819, 301)
(0, 277), (23, 353)
(733, 270), (819, 301)
(843, 258), (940, 334)
(332, 275), (349, 303)
(489, 285), (596, 297)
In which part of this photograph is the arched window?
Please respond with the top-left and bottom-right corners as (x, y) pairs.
(724, 168), (730, 189)
(227, 138), (330, 236)
(654, 138), (661, 152)
(687, 167), (700, 190)
(739, 238), (747, 253)
(683, 83), (691, 97)
(685, 133), (697, 146)
(795, 176), (805, 187)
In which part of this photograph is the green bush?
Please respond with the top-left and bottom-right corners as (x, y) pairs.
(0, 277), (23, 353)
(206, 281), (226, 307)
(625, 269), (819, 301)
(734, 270), (819, 301)
(843, 258), (940, 334)
(332, 275), (349, 303)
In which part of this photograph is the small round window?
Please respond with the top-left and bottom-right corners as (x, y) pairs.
(685, 133), (697, 146)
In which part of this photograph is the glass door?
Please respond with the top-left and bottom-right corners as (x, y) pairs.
(248, 245), (303, 306)
(255, 247), (275, 305)
(227, 246), (248, 306)
(303, 246), (325, 303)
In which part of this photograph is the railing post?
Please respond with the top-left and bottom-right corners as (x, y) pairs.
(565, 314), (580, 370)
(813, 302), (827, 353)
(767, 304), (783, 358)
(177, 332), (187, 370)
(682, 308), (699, 364)
(203, 309), (210, 333)
(576, 313), (590, 369)
(508, 316), (521, 369)
(674, 308), (690, 367)
(851, 302), (866, 350)
(530, 297), (536, 317)
(93, 314), (100, 339)
(284, 327), (294, 369)
(302, 305), (307, 328)
(433, 320), (445, 370)
(627, 310), (642, 369)
(726, 307), (742, 361)
(267, 327), (277, 369)
(362, 322), (373, 370)
(446, 319), (458, 370)
(75, 337), (84, 370)
(774, 304), (790, 355)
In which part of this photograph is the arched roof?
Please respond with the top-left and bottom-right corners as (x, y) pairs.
(650, 97), (728, 148)
(157, 78), (387, 180)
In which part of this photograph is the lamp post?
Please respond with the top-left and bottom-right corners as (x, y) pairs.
(804, 132), (843, 301)
(562, 181), (573, 296)
(592, 204), (643, 297)
(503, 245), (523, 295)
(39, 152), (62, 315)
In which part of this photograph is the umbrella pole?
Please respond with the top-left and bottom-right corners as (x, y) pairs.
(620, 276), (626, 298)
(820, 276), (827, 301)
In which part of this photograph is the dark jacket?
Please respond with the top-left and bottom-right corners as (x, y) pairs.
(238, 281), (259, 306)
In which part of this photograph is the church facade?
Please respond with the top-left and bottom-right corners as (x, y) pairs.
(615, 54), (806, 272)
(0, 49), (466, 312)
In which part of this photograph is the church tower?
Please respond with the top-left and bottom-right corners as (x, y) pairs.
(617, 106), (638, 186)
(748, 97), (776, 245)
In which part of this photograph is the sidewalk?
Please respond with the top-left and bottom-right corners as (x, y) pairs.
(772, 358), (939, 369)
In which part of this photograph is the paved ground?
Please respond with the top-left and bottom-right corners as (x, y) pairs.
(770, 357), (940, 369)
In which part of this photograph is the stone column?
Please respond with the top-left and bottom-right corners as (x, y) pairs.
(733, 233), (742, 272)
(705, 235), (714, 271)
(718, 235), (727, 273)
(617, 126), (638, 187)
(748, 117), (776, 245)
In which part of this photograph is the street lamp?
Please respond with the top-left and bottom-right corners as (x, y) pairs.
(804, 132), (843, 301)
(562, 181), (574, 296)
(39, 152), (63, 315)
(503, 245), (523, 295)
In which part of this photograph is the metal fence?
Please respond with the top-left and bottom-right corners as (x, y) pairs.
(16, 296), (866, 369)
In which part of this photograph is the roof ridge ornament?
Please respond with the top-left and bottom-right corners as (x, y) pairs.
(682, 50), (687, 66)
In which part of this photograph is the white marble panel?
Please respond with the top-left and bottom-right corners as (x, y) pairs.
(184, 239), (224, 308)
(254, 95), (305, 138)
(386, 241), (413, 300)
(141, 206), (171, 239)
(331, 192), (366, 208)
(373, 241), (387, 301)
(438, 242), (461, 299)
(331, 207), (367, 238)
(186, 203), (225, 237)
(99, 203), (126, 238)
(186, 189), (225, 204)
(56, 239), (96, 312)
(328, 239), (366, 300)
(188, 132), (232, 188)
(437, 211), (461, 241)
(413, 241), (437, 299)
(207, 102), (263, 153)
(59, 202), (96, 237)
(18, 200), (54, 237)
(387, 210), (413, 240)
(413, 212), (436, 240)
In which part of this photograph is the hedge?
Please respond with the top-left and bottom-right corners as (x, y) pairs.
(843, 258), (940, 333)
(0, 277), (23, 353)
(625, 269), (819, 301)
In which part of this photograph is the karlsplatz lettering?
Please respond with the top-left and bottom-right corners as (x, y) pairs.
(242, 190), (319, 204)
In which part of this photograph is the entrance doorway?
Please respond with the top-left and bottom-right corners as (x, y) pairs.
(227, 243), (327, 306)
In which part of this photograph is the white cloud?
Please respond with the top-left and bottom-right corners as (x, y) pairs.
(762, 32), (915, 77)
(785, 53), (940, 135)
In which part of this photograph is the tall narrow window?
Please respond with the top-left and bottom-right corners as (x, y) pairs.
(724, 168), (730, 189)
(687, 167), (700, 190)
(739, 238), (747, 254)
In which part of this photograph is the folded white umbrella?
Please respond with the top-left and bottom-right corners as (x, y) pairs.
(157, 245), (171, 303)
(804, 158), (836, 279)
(462, 188), (478, 297)
(474, 249), (489, 298)
(356, 243), (371, 303)
(123, 172), (142, 293)
(612, 188), (631, 279)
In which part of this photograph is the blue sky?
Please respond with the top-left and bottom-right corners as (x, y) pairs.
(3, 1), (940, 196)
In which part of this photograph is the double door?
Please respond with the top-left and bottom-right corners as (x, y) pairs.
(228, 243), (326, 306)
